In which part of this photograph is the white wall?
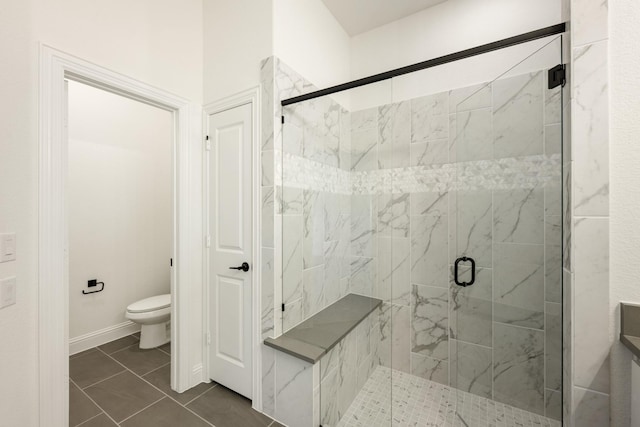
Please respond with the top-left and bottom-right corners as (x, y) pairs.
(273, 0), (351, 92)
(203, 0), (351, 106)
(67, 81), (172, 340)
(351, 0), (561, 78)
(349, 0), (562, 109)
(203, 0), (273, 103)
(0, 1), (203, 425)
(610, 1), (640, 425)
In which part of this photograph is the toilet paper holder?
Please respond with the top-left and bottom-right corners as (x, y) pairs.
(83, 279), (105, 295)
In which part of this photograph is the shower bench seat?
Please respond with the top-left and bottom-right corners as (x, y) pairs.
(264, 293), (382, 363)
(263, 293), (382, 427)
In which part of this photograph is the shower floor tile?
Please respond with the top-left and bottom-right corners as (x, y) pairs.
(336, 366), (561, 427)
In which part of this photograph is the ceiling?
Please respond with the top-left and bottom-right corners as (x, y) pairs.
(321, 0), (448, 36)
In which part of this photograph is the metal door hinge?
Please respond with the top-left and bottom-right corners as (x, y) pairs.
(205, 235), (211, 248)
(170, 258), (173, 267)
(206, 332), (211, 345)
(282, 303), (285, 312)
(548, 64), (566, 89)
(205, 135), (211, 151)
(281, 116), (285, 124)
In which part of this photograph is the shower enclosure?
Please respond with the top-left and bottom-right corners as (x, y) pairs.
(276, 26), (564, 427)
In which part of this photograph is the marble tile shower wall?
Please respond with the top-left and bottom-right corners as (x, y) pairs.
(565, 0), (610, 426)
(279, 82), (354, 331)
(261, 56), (565, 423)
(260, 56), (362, 421)
(347, 72), (563, 421)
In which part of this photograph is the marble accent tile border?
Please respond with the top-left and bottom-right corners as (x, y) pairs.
(279, 151), (561, 195)
(280, 152), (352, 195)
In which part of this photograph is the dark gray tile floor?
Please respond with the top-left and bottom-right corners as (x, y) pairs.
(70, 334), (281, 427)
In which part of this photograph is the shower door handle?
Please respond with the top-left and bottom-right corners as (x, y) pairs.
(454, 257), (475, 287)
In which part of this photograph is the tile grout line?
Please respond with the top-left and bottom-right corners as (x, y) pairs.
(100, 347), (217, 427)
(108, 342), (144, 357)
(95, 345), (217, 427)
(140, 360), (172, 378)
(181, 382), (219, 407)
(116, 395), (166, 425)
(96, 335), (140, 355)
(69, 377), (121, 427)
(96, 344), (186, 425)
(95, 345), (168, 379)
(178, 400), (217, 427)
(77, 369), (127, 391)
(74, 412), (104, 427)
(131, 372), (217, 427)
(157, 346), (171, 357)
(76, 339), (268, 427)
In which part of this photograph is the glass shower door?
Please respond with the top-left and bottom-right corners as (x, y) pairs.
(452, 36), (564, 425)
(279, 63), (394, 426)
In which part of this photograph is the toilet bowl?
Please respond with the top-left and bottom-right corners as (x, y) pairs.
(125, 294), (171, 349)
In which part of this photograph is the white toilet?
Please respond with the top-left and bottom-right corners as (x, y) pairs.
(125, 294), (171, 349)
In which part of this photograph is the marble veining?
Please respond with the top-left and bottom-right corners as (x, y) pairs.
(303, 190), (325, 269)
(378, 102), (411, 170)
(572, 41), (609, 217)
(493, 188), (545, 244)
(493, 72), (544, 159)
(450, 339), (493, 399)
(269, 57), (564, 421)
(377, 193), (410, 237)
(411, 213), (448, 288)
(449, 267), (493, 348)
(493, 322), (545, 415)
(261, 248), (275, 339)
(377, 237), (410, 306)
(411, 92), (449, 143)
(411, 352), (449, 385)
(274, 351), (314, 427)
(282, 215), (303, 305)
(411, 285), (449, 360)
(493, 243), (545, 329)
(455, 108), (493, 162)
(262, 346), (276, 416)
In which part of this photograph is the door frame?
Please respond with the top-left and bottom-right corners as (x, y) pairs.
(38, 45), (200, 426)
(202, 87), (262, 409)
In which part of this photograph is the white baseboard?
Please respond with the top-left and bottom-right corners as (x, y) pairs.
(69, 321), (141, 355)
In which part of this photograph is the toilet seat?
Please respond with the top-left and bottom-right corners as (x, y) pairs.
(126, 294), (171, 313)
(125, 294), (171, 349)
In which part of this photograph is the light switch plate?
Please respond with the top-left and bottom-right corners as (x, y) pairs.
(0, 277), (16, 309)
(0, 233), (16, 263)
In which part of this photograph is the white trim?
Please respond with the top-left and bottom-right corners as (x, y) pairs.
(202, 86), (262, 410)
(69, 321), (141, 356)
(191, 363), (204, 385)
(39, 44), (201, 427)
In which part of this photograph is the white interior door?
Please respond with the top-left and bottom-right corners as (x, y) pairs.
(208, 103), (253, 399)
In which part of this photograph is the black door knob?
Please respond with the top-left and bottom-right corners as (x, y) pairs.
(229, 262), (250, 272)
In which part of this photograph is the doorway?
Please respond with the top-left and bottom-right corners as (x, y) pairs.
(66, 79), (174, 425)
(66, 79), (173, 354)
(39, 46), (197, 427)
